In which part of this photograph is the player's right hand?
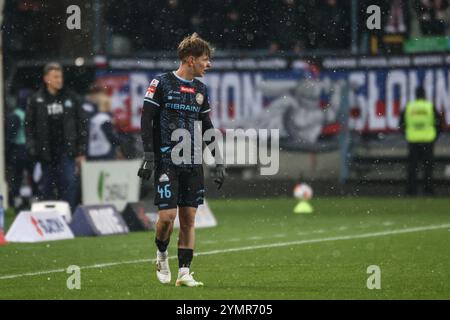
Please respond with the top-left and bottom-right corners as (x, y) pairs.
(137, 152), (155, 180)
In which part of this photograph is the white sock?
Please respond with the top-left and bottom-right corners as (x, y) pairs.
(157, 250), (168, 257)
(179, 267), (189, 275)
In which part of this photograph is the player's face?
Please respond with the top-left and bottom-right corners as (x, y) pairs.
(44, 70), (64, 91)
(192, 54), (211, 77)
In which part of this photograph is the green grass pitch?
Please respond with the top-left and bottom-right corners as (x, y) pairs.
(0, 197), (449, 299)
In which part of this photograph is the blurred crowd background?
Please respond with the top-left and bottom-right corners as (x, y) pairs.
(3, 0), (450, 59)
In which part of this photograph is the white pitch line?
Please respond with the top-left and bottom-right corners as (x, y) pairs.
(248, 236), (263, 240)
(0, 268), (66, 280)
(1, 223), (449, 281)
(193, 224), (450, 257)
(201, 240), (218, 244)
(203, 232), (287, 244)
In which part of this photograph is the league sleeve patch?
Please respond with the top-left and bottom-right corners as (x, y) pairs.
(145, 79), (159, 99)
(195, 93), (204, 105)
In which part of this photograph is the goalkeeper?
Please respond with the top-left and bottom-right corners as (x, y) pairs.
(138, 33), (225, 287)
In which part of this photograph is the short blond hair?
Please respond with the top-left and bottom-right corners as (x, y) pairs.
(177, 33), (213, 61)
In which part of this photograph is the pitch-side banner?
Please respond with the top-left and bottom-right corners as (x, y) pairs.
(6, 211), (74, 243)
(173, 200), (217, 229)
(70, 205), (129, 236)
(96, 55), (450, 150)
(81, 160), (141, 211)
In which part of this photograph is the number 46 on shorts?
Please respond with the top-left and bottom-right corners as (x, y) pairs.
(157, 184), (172, 199)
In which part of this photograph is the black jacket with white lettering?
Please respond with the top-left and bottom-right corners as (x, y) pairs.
(25, 87), (88, 162)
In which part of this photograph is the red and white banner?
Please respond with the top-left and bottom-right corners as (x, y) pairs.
(95, 54), (450, 152)
(6, 211), (74, 243)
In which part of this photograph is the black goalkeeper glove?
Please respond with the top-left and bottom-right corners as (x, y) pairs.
(137, 152), (155, 180)
(213, 164), (226, 190)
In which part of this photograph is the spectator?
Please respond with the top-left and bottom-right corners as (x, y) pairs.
(385, 0), (410, 35)
(153, 0), (189, 51)
(101, 0), (359, 52)
(238, 0), (268, 49)
(316, 0), (351, 50)
(82, 84), (100, 120)
(87, 88), (125, 160)
(25, 62), (87, 210)
(5, 90), (35, 210)
(133, 1), (161, 51)
(81, 84), (100, 155)
(267, 0), (304, 53)
(195, 0), (226, 47)
(220, 1), (242, 50)
(415, 0), (449, 36)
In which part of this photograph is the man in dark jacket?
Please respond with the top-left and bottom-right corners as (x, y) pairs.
(25, 62), (87, 209)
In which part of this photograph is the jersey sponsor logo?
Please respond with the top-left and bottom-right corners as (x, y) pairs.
(165, 103), (201, 113)
(168, 90), (181, 101)
(180, 86), (195, 94)
(195, 93), (204, 105)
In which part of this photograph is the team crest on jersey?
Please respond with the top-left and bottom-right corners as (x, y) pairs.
(195, 93), (204, 105)
(159, 173), (170, 183)
(145, 79), (159, 99)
